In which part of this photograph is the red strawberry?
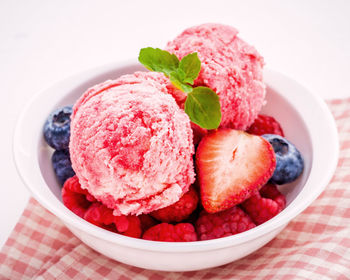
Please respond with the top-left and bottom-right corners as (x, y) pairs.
(196, 129), (276, 213)
(247, 114), (284, 136)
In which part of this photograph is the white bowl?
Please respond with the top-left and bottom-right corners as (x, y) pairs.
(13, 61), (339, 271)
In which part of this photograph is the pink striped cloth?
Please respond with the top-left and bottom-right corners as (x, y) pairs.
(1, 99), (350, 279)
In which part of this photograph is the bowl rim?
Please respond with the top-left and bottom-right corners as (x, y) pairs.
(13, 60), (339, 253)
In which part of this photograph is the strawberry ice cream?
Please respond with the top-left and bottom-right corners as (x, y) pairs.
(69, 72), (195, 216)
(166, 23), (266, 130)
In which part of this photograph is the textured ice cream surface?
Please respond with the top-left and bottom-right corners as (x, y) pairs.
(166, 23), (266, 130)
(70, 72), (195, 216)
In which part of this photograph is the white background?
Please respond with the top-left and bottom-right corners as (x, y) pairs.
(1, 0), (350, 249)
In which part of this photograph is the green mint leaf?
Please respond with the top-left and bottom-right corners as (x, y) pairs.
(169, 71), (193, 93)
(138, 47), (179, 77)
(178, 52), (201, 85)
(176, 68), (186, 81)
(184, 86), (221, 129)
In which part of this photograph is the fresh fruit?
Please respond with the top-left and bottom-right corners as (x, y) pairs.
(62, 178), (143, 238)
(196, 129), (276, 213)
(142, 223), (197, 242)
(120, 216), (142, 238)
(260, 183), (286, 210)
(150, 186), (199, 223)
(137, 214), (159, 232)
(83, 202), (117, 227)
(43, 105), (73, 150)
(241, 194), (279, 225)
(52, 150), (75, 186)
(84, 202), (142, 238)
(247, 114), (284, 136)
(262, 134), (304, 184)
(241, 184), (286, 225)
(139, 214), (158, 232)
(195, 207), (256, 240)
(62, 176), (95, 218)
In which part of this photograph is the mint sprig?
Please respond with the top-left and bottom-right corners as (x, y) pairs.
(138, 47), (221, 129)
(169, 71), (193, 93)
(178, 52), (201, 85)
(185, 87), (221, 129)
(138, 47), (179, 76)
(139, 48), (200, 92)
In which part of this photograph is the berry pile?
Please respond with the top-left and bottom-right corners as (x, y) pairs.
(196, 206), (256, 240)
(241, 184), (286, 225)
(44, 107), (304, 242)
(63, 176), (143, 238)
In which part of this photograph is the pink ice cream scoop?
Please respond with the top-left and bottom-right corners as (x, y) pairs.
(166, 23), (266, 130)
(70, 72), (195, 216)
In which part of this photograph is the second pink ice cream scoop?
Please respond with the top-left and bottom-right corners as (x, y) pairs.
(166, 23), (266, 130)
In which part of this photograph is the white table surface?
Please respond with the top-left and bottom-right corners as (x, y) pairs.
(1, 0), (350, 250)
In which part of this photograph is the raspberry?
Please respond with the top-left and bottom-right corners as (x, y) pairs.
(150, 186), (199, 223)
(195, 207), (256, 241)
(101, 224), (118, 233)
(62, 176), (142, 238)
(120, 216), (142, 238)
(260, 183), (286, 210)
(241, 193), (279, 225)
(247, 115), (284, 136)
(139, 214), (158, 232)
(241, 184), (286, 225)
(142, 223), (197, 242)
(84, 203), (110, 225)
(83, 202), (142, 238)
(62, 176), (94, 218)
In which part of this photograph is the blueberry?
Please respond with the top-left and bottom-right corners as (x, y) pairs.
(43, 105), (73, 150)
(262, 134), (304, 185)
(52, 149), (75, 186)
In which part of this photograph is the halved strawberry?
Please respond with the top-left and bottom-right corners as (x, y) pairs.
(196, 129), (276, 213)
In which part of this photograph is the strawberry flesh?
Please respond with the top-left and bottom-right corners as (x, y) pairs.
(196, 129), (276, 213)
